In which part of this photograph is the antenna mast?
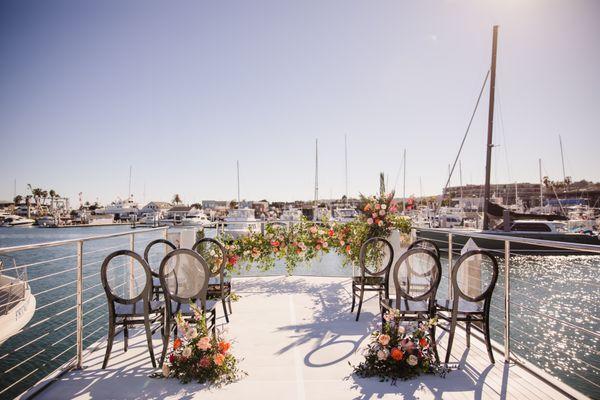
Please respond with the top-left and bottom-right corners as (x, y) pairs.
(482, 25), (499, 231)
(402, 148), (406, 211)
(237, 160), (241, 203)
(314, 139), (319, 204)
(559, 134), (567, 185)
(344, 134), (348, 201)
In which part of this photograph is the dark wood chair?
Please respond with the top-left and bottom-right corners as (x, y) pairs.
(436, 250), (499, 364)
(408, 239), (441, 259)
(100, 250), (163, 369)
(143, 239), (177, 300)
(192, 237), (232, 323)
(380, 248), (442, 359)
(351, 237), (394, 321)
(158, 249), (217, 367)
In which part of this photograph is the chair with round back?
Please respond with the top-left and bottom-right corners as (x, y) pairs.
(351, 237), (394, 321)
(100, 250), (163, 369)
(436, 250), (499, 363)
(158, 248), (217, 366)
(381, 247), (442, 359)
(143, 239), (177, 299)
(192, 237), (232, 322)
(407, 239), (440, 259)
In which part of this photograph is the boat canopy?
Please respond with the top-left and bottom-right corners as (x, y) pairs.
(486, 201), (567, 221)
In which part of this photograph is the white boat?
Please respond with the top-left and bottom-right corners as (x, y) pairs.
(1, 215), (35, 227)
(280, 208), (303, 222)
(36, 215), (59, 228)
(97, 198), (138, 220)
(332, 207), (358, 222)
(224, 208), (260, 238)
(180, 210), (214, 227)
(0, 259), (36, 346)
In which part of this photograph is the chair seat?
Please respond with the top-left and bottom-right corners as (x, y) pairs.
(383, 298), (430, 313)
(152, 277), (162, 288)
(352, 276), (385, 286)
(115, 300), (163, 316)
(169, 300), (217, 315)
(436, 299), (483, 314)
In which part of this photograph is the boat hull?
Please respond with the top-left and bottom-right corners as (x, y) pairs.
(416, 228), (600, 255)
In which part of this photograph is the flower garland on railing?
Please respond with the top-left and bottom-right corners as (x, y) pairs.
(158, 304), (246, 385)
(352, 309), (447, 382)
(220, 192), (412, 274)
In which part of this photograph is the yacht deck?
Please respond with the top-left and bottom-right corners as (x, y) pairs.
(31, 276), (585, 400)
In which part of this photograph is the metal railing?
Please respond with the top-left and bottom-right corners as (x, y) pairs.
(415, 227), (600, 398)
(0, 226), (168, 399)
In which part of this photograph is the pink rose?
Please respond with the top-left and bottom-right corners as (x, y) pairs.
(378, 334), (391, 346)
(196, 336), (211, 351)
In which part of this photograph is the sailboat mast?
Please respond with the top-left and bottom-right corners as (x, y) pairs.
(482, 25), (499, 231)
(344, 134), (348, 201)
(314, 139), (319, 205)
(128, 165), (132, 200)
(402, 148), (406, 212)
(237, 160), (240, 204)
(539, 158), (543, 208)
(559, 134), (567, 183)
(459, 160), (463, 199)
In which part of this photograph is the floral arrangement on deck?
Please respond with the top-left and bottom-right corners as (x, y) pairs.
(159, 304), (246, 385)
(220, 192), (411, 274)
(352, 310), (446, 382)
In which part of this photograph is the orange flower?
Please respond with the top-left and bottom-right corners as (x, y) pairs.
(391, 347), (404, 361)
(218, 341), (231, 354)
(173, 338), (182, 350)
(419, 338), (428, 348)
(213, 353), (225, 366)
(364, 204), (371, 211)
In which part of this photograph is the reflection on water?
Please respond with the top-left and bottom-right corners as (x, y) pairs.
(0, 227), (598, 398)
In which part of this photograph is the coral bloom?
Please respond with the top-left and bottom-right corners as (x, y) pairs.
(419, 338), (428, 348)
(173, 338), (182, 350)
(218, 341), (231, 354)
(213, 353), (226, 366)
(197, 336), (212, 351)
(391, 347), (404, 361)
(199, 356), (211, 368)
(378, 334), (391, 346)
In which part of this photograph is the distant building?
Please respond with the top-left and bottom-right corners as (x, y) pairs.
(201, 200), (228, 210)
(139, 201), (171, 215)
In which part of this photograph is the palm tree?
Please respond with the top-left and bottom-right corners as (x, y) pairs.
(172, 194), (182, 204)
(13, 195), (23, 205)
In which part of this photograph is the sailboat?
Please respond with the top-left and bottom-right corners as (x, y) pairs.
(224, 161), (259, 238)
(417, 26), (600, 255)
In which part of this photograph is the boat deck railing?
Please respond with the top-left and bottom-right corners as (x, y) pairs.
(0, 227), (169, 399)
(415, 227), (600, 397)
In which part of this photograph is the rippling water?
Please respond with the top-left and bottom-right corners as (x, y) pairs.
(0, 227), (598, 398)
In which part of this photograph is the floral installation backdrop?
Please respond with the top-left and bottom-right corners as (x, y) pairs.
(219, 192), (412, 274)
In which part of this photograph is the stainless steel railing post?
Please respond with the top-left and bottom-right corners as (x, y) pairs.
(129, 233), (135, 296)
(448, 233), (453, 298)
(75, 240), (83, 369)
(504, 240), (511, 362)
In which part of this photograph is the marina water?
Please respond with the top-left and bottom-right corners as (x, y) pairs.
(0, 226), (598, 398)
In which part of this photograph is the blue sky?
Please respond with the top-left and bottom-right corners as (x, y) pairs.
(1, 0), (599, 204)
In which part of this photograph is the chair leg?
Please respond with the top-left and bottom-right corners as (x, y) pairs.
(350, 284), (356, 312)
(355, 288), (365, 322)
(466, 321), (471, 348)
(102, 320), (116, 369)
(222, 297), (229, 323)
(212, 310), (217, 336)
(227, 296), (233, 314)
(430, 325), (440, 363)
(484, 317), (495, 364)
(123, 323), (129, 352)
(444, 316), (458, 364)
(160, 318), (171, 367)
(143, 315), (157, 368)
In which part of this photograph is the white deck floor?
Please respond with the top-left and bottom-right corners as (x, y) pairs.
(35, 276), (583, 399)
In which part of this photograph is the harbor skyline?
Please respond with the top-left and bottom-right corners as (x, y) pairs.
(1, 0), (600, 203)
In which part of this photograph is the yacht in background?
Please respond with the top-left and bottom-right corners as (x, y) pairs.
(1, 215), (35, 227)
(280, 208), (303, 222)
(332, 207), (358, 222)
(224, 208), (260, 238)
(0, 258), (36, 345)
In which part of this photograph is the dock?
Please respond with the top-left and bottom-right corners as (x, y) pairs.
(28, 276), (584, 400)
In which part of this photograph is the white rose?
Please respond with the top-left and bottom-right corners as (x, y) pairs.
(407, 354), (418, 366)
(182, 346), (192, 358)
(381, 204), (387, 210)
(162, 363), (170, 377)
(397, 325), (405, 335)
(377, 349), (389, 360)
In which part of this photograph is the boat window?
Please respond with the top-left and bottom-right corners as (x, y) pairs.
(512, 223), (551, 232)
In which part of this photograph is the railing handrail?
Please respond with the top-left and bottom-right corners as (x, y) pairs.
(416, 227), (600, 254)
(0, 227), (168, 255)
